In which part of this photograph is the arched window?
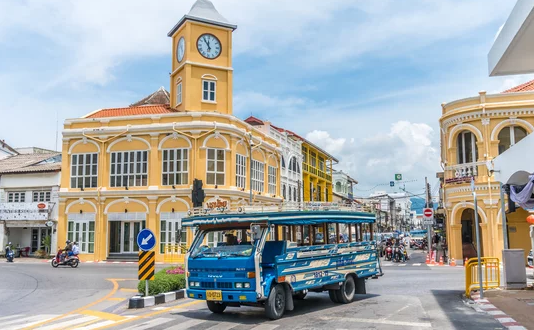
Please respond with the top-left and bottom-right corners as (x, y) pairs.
(296, 163), (300, 173)
(283, 185), (287, 200)
(281, 156), (286, 169)
(498, 126), (527, 154)
(293, 187), (297, 201)
(335, 182), (342, 193)
(457, 131), (478, 164)
(289, 187), (292, 201)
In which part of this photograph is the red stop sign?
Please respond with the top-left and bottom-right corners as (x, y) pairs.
(423, 208), (433, 217)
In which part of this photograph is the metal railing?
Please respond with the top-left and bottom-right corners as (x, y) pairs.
(465, 257), (500, 298)
(186, 201), (374, 217)
(163, 243), (187, 264)
(444, 161), (485, 184)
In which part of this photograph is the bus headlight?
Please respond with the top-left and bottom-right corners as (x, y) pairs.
(190, 281), (200, 287)
(235, 283), (243, 288)
(244, 283), (251, 288)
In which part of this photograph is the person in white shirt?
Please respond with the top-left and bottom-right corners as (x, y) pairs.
(72, 242), (80, 256)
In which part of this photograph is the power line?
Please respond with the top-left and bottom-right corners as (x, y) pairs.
(353, 179), (418, 192)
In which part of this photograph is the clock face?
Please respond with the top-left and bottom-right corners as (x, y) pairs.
(177, 37), (185, 62)
(197, 34), (221, 59)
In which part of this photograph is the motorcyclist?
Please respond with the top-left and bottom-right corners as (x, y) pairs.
(5, 242), (13, 260)
(63, 240), (73, 261)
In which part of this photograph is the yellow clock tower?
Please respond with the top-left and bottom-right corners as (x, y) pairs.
(168, 0), (237, 115)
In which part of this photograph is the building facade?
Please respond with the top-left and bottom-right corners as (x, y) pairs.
(332, 170), (357, 203)
(57, 0), (282, 262)
(244, 117), (304, 204)
(440, 85), (534, 262)
(0, 152), (61, 255)
(302, 142), (337, 202)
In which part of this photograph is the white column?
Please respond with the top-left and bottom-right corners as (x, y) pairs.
(0, 224), (5, 252)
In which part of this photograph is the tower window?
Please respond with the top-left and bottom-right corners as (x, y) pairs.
(202, 80), (216, 102)
(176, 82), (182, 106)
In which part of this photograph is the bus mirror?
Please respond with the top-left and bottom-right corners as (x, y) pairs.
(251, 225), (262, 241)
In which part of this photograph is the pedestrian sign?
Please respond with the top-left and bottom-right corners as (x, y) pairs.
(138, 250), (155, 280)
(395, 174), (402, 181)
(390, 181), (394, 187)
(137, 228), (156, 252)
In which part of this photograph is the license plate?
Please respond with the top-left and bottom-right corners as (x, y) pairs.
(206, 290), (222, 301)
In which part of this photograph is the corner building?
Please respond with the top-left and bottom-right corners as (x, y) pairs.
(440, 81), (534, 263)
(57, 0), (282, 262)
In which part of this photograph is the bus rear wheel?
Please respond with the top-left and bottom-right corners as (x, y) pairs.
(207, 301), (227, 314)
(335, 276), (355, 303)
(328, 289), (339, 303)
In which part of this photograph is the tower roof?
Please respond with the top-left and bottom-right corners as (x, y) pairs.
(168, 0), (237, 37)
(130, 87), (170, 107)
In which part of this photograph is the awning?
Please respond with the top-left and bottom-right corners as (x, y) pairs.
(492, 131), (534, 185)
(489, 0), (534, 76)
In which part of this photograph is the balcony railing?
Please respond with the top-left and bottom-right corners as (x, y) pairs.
(444, 161), (485, 184)
(0, 202), (52, 220)
(303, 162), (332, 182)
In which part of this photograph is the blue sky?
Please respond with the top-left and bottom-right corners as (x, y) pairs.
(0, 0), (531, 197)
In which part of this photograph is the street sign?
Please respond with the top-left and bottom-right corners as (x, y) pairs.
(395, 174), (402, 181)
(423, 219), (434, 225)
(138, 250), (155, 281)
(423, 208), (434, 219)
(45, 221), (54, 227)
(137, 228), (156, 252)
(390, 181), (394, 187)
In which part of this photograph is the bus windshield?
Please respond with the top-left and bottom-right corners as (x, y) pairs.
(190, 229), (256, 259)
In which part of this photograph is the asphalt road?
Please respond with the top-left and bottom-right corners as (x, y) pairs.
(0, 251), (504, 330)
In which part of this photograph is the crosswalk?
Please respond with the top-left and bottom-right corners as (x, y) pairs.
(0, 313), (282, 330)
(0, 313), (126, 330)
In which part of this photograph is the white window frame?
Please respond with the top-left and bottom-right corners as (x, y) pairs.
(206, 148), (225, 185)
(110, 150), (148, 187)
(202, 79), (216, 103)
(67, 213), (95, 254)
(160, 212), (187, 254)
(71, 153), (98, 189)
(161, 148), (189, 186)
(457, 131), (477, 164)
(33, 191), (51, 202)
(251, 159), (265, 193)
(176, 82), (182, 106)
(268, 166), (277, 195)
(236, 154), (247, 189)
(8, 191), (26, 203)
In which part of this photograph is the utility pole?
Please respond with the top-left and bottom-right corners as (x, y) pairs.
(425, 177), (432, 255)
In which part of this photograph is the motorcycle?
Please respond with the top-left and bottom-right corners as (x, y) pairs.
(393, 246), (401, 262)
(5, 246), (14, 263)
(51, 249), (79, 268)
(385, 246), (393, 261)
(399, 245), (409, 262)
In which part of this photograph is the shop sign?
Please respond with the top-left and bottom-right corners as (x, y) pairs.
(204, 198), (229, 212)
(0, 202), (49, 221)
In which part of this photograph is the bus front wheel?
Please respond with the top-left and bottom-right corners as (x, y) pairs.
(207, 301), (227, 314)
(265, 284), (286, 320)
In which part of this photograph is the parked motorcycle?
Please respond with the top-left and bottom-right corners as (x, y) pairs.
(51, 249), (79, 268)
(5, 245), (14, 263)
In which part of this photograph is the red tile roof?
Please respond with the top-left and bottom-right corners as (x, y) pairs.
(85, 105), (176, 118)
(503, 79), (534, 93)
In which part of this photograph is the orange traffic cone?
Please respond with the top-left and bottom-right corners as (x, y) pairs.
(450, 258), (457, 267)
(425, 254), (430, 264)
(464, 257), (468, 267)
(439, 256), (444, 266)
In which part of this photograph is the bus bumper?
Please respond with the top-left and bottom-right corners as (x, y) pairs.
(186, 289), (258, 303)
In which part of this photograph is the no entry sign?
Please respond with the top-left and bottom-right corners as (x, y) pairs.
(423, 208), (433, 219)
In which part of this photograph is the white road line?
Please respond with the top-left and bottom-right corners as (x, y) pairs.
(383, 264), (392, 267)
(398, 264), (406, 267)
(318, 316), (432, 327)
(204, 321), (239, 330)
(151, 307), (170, 311)
(0, 314), (24, 322)
(119, 318), (174, 330)
(165, 319), (206, 330)
(77, 320), (116, 329)
(4, 315), (57, 328)
(37, 315), (98, 330)
(413, 263), (421, 266)
(250, 324), (280, 330)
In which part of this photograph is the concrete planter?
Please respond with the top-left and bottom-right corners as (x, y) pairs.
(128, 289), (185, 309)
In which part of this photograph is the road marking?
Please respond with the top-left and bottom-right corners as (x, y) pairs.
(250, 324), (280, 330)
(120, 288), (139, 293)
(36, 315), (97, 330)
(398, 264), (406, 267)
(81, 310), (126, 321)
(79, 320), (116, 329)
(151, 307), (170, 311)
(164, 319), (205, 329)
(413, 263), (421, 266)
(318, 316), (432, 327)
(205, 321), (238, 330)
(0, 314), (23, 322)
(119, 318), (174, 330)
(4, 315), (57, 328)
(107, 297), (126, 302)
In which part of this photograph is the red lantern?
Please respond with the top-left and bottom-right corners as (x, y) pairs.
(527, 215), (534, 224)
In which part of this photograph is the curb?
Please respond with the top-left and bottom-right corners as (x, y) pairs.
(467, 291), (528, 330)
(128, 289), (185, 309)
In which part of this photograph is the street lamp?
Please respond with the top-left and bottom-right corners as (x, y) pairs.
(248, 134), (254, 206)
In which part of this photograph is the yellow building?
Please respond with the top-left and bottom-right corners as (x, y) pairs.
(440, 81), (534, 263)
(57, 0), (282, 262)
(302, 142), (337, 202)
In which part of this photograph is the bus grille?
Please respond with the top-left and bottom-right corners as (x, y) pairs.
(200, 282), (233, 289)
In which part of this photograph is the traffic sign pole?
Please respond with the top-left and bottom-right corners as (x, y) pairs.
(137, 229), (156, 297)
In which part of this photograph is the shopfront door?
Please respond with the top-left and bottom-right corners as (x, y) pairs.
(109, 221), (145, 254)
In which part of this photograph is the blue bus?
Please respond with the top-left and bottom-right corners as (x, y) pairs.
(183, 203), (382, 319)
